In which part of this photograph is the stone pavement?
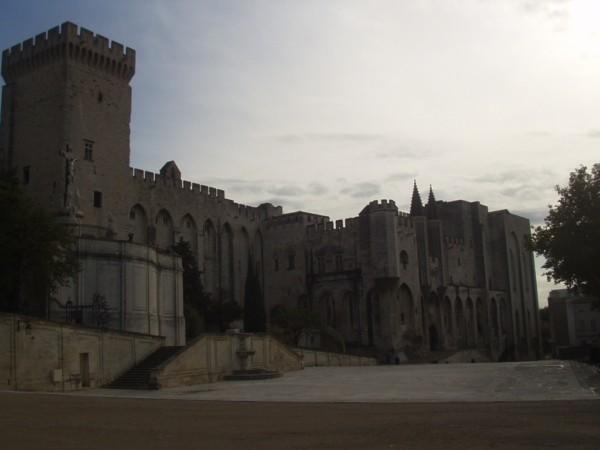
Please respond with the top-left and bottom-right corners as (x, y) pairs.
(78, 360), (599, 403)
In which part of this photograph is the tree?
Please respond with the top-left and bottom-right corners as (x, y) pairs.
(90, 293), (112, 328)
(530, 164), (600, 303)
(0, 171), (78, 316)
(173, 239), (209, 339)
(243, 256), (266, 332)
(205, 299), (243, 333)
(270, 305), (320, 347)
(173, 239), (243, 335)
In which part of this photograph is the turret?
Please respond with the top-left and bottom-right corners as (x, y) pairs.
(2, 22), (135, 83)
(1, 22), (136, 236)
(359, 200), (400, 279)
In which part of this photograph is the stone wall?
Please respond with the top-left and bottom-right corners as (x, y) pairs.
(0, 313), (163, 391)
(295, 348), (377, 367)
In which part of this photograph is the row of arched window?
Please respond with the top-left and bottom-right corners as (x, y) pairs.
(127, 204), (263, 301)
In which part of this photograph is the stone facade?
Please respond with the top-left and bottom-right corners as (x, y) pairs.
(1, 22), (541, 359)
(263, 188), (541, 361)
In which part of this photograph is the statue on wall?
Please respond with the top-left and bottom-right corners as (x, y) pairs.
(59, 144), (81, 217)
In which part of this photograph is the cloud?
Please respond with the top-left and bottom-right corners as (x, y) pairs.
(511, 207), (549, 226)
(373, 141), (437, 160)
(586, 129), (600, 139)
(201, 177), (268, 195)
(274, 132), (385, 144)
(519, 0), (571, 31)
(525, 131), (552, 137)
(340, 182), (380, 198)
(308, 182), (328, 195)
(471, 168), (557, 185)
(520, 0), (571, 15)
(267, 185), (305, 197)
(385, 171), (416, 182)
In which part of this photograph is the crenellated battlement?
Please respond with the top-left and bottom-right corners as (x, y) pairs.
(2, 21), (135, 82)
(130, 167), (268, 219)
(307, 216), (358, 236)
(359, 199), (398, 216)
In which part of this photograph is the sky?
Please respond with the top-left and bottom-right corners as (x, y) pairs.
(1, 0), (599, 306)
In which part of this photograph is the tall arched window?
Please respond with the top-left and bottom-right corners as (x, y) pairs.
(399, 250), (409, 270)
(180, 214), (197, 253)
(321, 292), (336, 328)
(128, 204), (148, 244)
(455, 297), (465, 348)
(155, 209), (173, 250)
(239, 228), (250, 306)
(221, 223), (235, 302)
(397, 284), (414, 328)
(204, 220), (217, 293)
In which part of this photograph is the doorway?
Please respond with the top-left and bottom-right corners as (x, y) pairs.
(79, 353), (90, 388)
(429, 325), (440, 351)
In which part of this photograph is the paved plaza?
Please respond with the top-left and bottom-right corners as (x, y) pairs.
(1, 360), (599, 449)
(80, 360), (598, 403)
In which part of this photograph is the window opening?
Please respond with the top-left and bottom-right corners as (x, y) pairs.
(22, 166), (30, 185)
(84, 140), (94, 161)
(93, 191), (102, 208)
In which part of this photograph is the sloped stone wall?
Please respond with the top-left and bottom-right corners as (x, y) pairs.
(0, 313), (163, 391)
(151, 333), (303, 389)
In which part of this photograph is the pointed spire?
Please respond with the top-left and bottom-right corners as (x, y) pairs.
(410, 180), (424, 216)
(427, 185), (436, 205)
(426, 184), (438, 219)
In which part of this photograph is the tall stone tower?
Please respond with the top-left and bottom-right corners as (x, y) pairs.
(1, 22), (135, 233)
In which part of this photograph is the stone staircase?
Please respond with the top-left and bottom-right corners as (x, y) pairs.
(105, 346), (182, 390)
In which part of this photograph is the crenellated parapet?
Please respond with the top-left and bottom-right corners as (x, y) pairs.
(2, 21), (135, 82)
(397, 211), (414, 229)
(130, 167), (266, 219)
(359, 199), (398, 216)
(306, 217), (358, 237)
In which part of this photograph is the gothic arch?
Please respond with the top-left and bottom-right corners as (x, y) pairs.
(341, 291), (356, 334)
(427, 292), (442, 351)
(239, 227), (250, 306)
(254, 230), (264, 280)
(366, 289), (380, 346)
(155, 209), (174, 250)
(180, 214), (198, 253)
(320, 291), (336, 329)
(128, 204), (148, 244)
(443, 296), (453, 340)
(454, 297), (466, 348)
(221, 223), (235, 302)
(466, 297), (475, 347)
(397, 284), (414, 329)
(203, 219), (217, 293)
(490, 297), (499, 340)
(476, 297), (487, 346)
